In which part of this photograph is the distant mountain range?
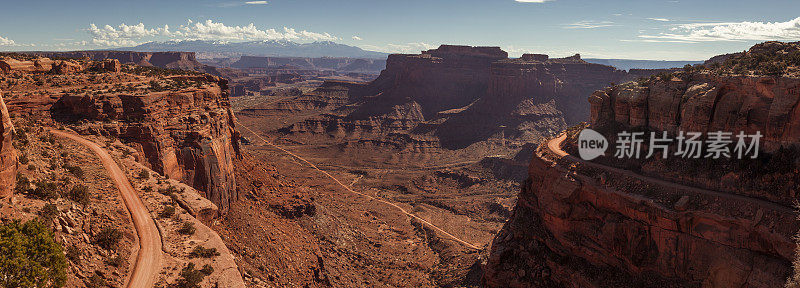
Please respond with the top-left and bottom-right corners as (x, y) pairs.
(123, 40), (388, 59)
(584, 58), (703, 71)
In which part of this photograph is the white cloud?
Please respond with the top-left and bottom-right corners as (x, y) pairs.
(88, 23), (170, 46)
(564, 21), (615, 29)
(0, 35), (16, 46)
(174, 20), (338, 42)
(245, 1), (268, 4)
(86, 20), (338, 47)
(352, 36), (362, 41)
(647, 18), (671, 22)
(515, 0), (551, 2)
(637, 17), (800, 43)
(361, 42), (436, 54)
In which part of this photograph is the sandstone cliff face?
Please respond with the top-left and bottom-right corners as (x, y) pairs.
(52, 76), (240, 212)
(590, 74), (800, 152)
(0, 90), (15, 197)
(274, 46), (652, 151)
(483, 146), (797, 287)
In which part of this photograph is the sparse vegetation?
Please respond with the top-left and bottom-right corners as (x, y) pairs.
(94, 227), (123, 250)
(30, 180), (59, 200)
(38, 204), (59, 222)
(0, 220), (67, 288)
(178, 222), (196, 235)
(63, 164), (85, 179)
(159, 206), (176, 219)
(189, 246), (220, 258)
(85, 273), (108, 288)
(67, 184), (90, 206)
(170, 263), (214, 288)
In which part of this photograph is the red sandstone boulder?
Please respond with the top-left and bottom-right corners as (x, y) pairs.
(51, 60), (84, 74)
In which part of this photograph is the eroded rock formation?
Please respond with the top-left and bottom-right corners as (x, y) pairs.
(483, 150), (796, 287)
(0, 90), (15, 198)
(268, 45), (660, 151)
(590, 74), (800, 152)
(52, 76), (240, 212)
(28, 51), (205, 70)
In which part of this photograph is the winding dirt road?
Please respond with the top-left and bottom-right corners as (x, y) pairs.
(235, 120), (482, 250)
(52, 130), (162, 288)
(547, 133), (794, 214)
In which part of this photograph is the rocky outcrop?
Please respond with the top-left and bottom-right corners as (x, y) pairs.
(0, 90), (15, 198)
(0, 57), (55, 74)
(590, 74), (800, 152)
(52, 76), (240, 212)
(52, 60), (84, 74)
(483, 144), (797, 287)
(26, 51), (205, 70)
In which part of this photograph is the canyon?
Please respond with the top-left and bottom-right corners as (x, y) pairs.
(484, 42), (800, 287)
(1, 41), (797, 288)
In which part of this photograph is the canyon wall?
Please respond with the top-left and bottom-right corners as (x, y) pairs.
(0, 91), (14, 197)
(277, 46), (662, 151)
(483, 144), (796, 287)
(590, 74), (800, 152)
(486, 43), (800, 287)
(52, 76), (240, 212)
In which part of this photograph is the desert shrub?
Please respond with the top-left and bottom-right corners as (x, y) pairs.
(63, 164), (84, 179)
(159, 206), (176, 219)
(93, 227), (122, 250)
(106, 254), (124, 267)
(177, 222), (196, 236)
(189, 246), (220, 258)
(67, 184), (90, 206)
(15, 173), (30, 193)
(171, 263), (213, 288)
(38, 204), (59, 222)
(85, 273), (107, 288)
(31, 180), (59, 200)
(0, 220), (67, 288)
(138, 169), (150, 180)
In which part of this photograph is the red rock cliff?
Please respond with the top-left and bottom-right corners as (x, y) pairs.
(483, 143), (797, 287)
(590, 73), (800, 152)
(0, 90), (15, 198)
(52, 76), (240, 212)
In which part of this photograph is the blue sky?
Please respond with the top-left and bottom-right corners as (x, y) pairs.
(0, 0), (799, 60)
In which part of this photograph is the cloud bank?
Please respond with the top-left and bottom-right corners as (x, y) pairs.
(0, 35), (15, 46)
(639, 17), (800, 42)
(86, 20), (338, 47)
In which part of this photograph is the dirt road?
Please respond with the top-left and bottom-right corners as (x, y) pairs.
(235, 120), (482, 250)
(52, 130), (162, 288)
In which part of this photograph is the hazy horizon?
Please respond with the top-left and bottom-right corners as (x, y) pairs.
(1, 0), (799, 60)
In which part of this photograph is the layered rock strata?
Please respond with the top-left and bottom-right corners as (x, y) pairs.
(52, 76), (240, 212)
(483, 143), (797, 287)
